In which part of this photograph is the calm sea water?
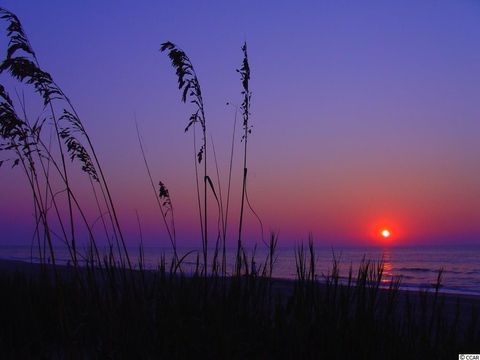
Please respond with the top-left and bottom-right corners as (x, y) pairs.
(1, 244), (479, 296)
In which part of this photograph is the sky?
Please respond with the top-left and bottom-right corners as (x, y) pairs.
(1, 0), (480, 248)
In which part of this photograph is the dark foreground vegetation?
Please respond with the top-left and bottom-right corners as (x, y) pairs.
(1, 254), (479, 359)
(0, 7), (479, 359)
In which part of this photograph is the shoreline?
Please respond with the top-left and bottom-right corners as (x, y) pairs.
(2, 257), (480, 309)
(2, 244), (480, 296)
(1, 257), (480, 299)
(1, 257), (479, 356)
(2, 257), (479, 332)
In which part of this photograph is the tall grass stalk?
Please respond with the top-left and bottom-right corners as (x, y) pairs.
(0, 7), (130, 272)
(135, 120), (178, 266)
(236, 42), (251, 276)
(160, 42), (210, 277)
(224, 103), (238, 275)
(1, 9), (479, 358)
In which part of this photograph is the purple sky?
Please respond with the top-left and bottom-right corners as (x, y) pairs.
(1, 1), (480, 248)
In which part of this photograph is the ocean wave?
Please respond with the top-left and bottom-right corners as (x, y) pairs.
(397, 267), (466, 276)
(397, 267), (433, 273)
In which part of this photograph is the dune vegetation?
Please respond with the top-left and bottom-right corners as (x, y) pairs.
(0, 7), (479, 359)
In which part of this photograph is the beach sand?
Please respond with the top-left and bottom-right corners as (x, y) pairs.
(1, 257), (479, 324)
(0, 259), (480, 335)
(1, 257), (479, 357)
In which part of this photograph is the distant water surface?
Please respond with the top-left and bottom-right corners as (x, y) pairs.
(1, 244), (479, 296)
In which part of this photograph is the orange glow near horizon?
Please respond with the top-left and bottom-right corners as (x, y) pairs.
(381, 229), (391, 238)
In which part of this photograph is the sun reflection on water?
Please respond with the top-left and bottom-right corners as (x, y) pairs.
(381, 249), (394, 283)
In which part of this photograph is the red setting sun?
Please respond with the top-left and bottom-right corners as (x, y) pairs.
(367, 220), (398, 245)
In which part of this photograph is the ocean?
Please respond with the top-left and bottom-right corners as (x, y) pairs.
(1, 244), (479, 296)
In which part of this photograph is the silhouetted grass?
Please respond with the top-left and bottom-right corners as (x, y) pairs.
(1, 7), (480, 359)
(236, 42), (252, 276)
(1, 251), (479, 359)
(160, 41), (211, 278)
(0, 7), (131, 275)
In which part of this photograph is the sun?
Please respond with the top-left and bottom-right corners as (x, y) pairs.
(381, 229), (391, 238)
